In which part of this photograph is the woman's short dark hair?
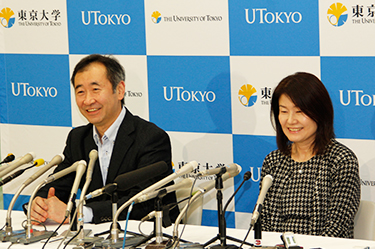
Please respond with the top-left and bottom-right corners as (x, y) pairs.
(71, 54), (125, 105)
(271, 72), (335, 155)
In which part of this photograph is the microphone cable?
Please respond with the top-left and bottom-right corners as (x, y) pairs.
(56, 198), (85, 249)
(223, 171), (251, 213)
(41, 197), (83, 249)
(177, 177), (197, 241)
(63, 224), (83, 249)
(122, 201), (134, 249)
(0, 158), (45, 187)
(42, 215), (68, 249)
(222, 171), (254, 248)
(239, 223), (254, 249)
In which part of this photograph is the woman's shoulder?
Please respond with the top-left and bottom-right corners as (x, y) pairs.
(264, 149), (286, 162)
(326, 139), (357, 159)
(324, 139), (358, 171)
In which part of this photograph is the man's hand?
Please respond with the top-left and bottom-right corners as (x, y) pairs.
(30, 195), (48, 225)
(44, 187), (69, 224)
(30, 187), (69, 224)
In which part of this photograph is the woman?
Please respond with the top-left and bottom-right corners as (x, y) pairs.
(260, 72), (360, 238)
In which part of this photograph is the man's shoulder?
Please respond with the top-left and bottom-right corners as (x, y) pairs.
(68, 123), (93, 138)
(124, 110), (166, 134)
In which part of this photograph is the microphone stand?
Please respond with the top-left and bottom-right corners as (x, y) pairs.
(92, 191), (125, 238)
(254, 215), (262, 247)
(0, 154), (64, 242)
(62, 201), (103, 248)
(12, 181), (57, 244)
(102, 163), (197, 248)
(0, 186), (27, 242)
(132, 190), (189, 249)
(146, 191), (170, 248)
(202, 170), (252, 249)
(96, 191), (145, 249)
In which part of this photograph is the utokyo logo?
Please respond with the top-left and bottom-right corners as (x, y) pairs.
(0, 7), (15, 28)
(163, 86), (216, 102)
(245, 8), (302, 24)
(81, 11), (131, 25)
(238, 84), (257, 107)
(11, 82), (58, 98)
(327, 3), (348, 27)
(152, 11), (162, 24)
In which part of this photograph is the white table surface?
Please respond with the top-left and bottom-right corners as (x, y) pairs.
(1, 210), (375, 249)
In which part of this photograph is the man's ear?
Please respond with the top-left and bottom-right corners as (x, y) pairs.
(117, 81), (125, 101)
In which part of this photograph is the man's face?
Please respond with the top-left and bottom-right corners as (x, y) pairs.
(74, 62), (125, 135)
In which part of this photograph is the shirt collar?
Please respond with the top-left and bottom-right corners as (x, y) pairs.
(93, 106), (126, 145)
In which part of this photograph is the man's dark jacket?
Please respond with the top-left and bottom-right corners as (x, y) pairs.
(35, 109), (179, 224)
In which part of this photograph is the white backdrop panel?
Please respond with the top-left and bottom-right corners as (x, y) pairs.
(320, 1), (375, 56)
(1, 0), (69, 54)
(144, 0), (230, 56)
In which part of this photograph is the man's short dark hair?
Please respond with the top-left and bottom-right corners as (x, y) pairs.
(71, 54), (125, 105)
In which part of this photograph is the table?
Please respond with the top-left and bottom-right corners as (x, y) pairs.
(0, 210), (374, 249)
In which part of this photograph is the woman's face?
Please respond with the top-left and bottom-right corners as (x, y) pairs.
(278, 94), (318, 148)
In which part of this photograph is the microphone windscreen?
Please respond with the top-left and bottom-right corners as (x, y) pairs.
(114, 161), (168, 191)
(244, 171), (252, 181)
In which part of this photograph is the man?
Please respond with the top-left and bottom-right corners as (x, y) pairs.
(29, 54), (179, 224)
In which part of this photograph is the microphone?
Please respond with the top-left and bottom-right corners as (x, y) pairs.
(194, 164), (242, 195)
(76, 150), (98, 239)
(139, 178), (193, 222)
(77, 149), (98, 200)
(136, 178), (193, 204)
(85, 161), (169, 200)
(111, 161), (198, 242)
(79, 150), (99, 200)
(23, 154), (64, 186)
(24, 160), (82, 240)
(85, 183), (118, 200)
(124, 160), (196, 196)
(115, 161), (169, 191)
(223, 171), (251, 213)
(250, 174), (273, 226)
(43, 160), (80, 184)
(77, 149), (98, 201)
(0, 152), (36, 178)
(0, 154), (15, 164)
(0, 158), (44, 187)
(86, 150), (98, 182)
(4, 155), (64, 237)
(171, 166), (241, 239)
(0, 158), (21, 173)
(66, 160), (87, 217)
(197, 163), (240, 176)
